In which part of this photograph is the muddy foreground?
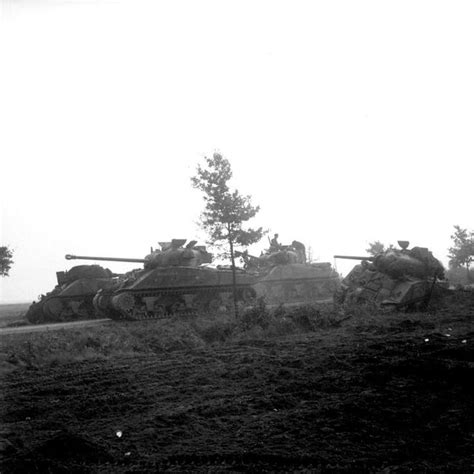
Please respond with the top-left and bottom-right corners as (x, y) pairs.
(1, 295), (473, 473)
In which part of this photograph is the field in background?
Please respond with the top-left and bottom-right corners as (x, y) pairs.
(0, 303), (30, 328)
(1, 293), (473, 472)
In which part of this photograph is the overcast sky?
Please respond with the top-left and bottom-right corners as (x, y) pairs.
(1, 1), (473, 302)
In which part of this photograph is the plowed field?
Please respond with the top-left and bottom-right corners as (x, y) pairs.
(1, 294), (473, 473)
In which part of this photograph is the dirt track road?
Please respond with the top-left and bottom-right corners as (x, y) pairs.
(0, 319), (111, 336)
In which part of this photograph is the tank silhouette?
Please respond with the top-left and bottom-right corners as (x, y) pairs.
(26, 238), (339, 323)
(238, 240), (340, 306)
(334, 240), (446, 309)
(65, 239), (258, 320)
(25, 264), (119, 323)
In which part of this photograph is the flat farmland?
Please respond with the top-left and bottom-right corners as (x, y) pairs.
(1, 294), (473, 473)
(0, 303), (30, 328)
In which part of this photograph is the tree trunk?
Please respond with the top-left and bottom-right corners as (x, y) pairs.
(228, 231), (239, 318)
(467, 264), (472, 283)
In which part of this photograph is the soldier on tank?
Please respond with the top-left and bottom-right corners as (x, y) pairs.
(270, 233), (281, 252)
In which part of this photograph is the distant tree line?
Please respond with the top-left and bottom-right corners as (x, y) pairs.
(365, 241), (395, 256)
(0, 246), (14, 277)
(448, 225), (473, 283)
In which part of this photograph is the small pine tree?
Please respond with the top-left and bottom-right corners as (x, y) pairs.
(191, 153), (264, 315)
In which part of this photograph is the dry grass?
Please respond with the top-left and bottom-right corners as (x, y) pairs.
(1, 292), (471, 371)
(0, 302), (342, 369)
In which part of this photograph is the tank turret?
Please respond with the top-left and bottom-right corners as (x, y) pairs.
(65, 239), (213, 270)
(143, 239), (213, 269)
(238, 240), (307, 270)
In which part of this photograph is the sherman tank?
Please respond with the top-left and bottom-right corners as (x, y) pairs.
(26, 264), (120, 323)
(238, 240), (340, 306)
(66, 239), (258, 320)
(334, 240), (446, 310)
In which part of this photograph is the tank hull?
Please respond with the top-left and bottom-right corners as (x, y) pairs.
(26, 265), (117, 324)
(253, 263), (340, 306)
(336, 264), (438, 310)
(334, 245), (446, 310)
(94, 266), (259, 320)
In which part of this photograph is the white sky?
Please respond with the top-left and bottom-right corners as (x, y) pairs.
(1, 0), (473, 302)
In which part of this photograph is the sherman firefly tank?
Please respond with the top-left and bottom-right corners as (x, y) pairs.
(334, 241), (446, 310)
(66, 239), (258, 320)
(238, 240), (340, 306)
(26, 264), (120, 323)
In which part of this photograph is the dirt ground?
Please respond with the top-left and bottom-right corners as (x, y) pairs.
(1, 293), (473, 473)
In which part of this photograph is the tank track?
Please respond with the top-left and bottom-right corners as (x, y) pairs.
(95, 285), (257, 321)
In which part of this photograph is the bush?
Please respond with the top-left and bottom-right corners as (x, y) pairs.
(191, 318), (237, 344)
(239, 297), (272, 330)
(284, 303), (343, 330)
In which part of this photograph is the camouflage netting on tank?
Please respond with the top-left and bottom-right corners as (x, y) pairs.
(408, 247), (445, 278)
(373, 248), (444, 280)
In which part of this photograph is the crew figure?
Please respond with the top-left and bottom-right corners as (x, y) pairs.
(270, 233), (281, 252)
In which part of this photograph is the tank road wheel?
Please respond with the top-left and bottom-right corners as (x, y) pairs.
(70, 300), (94, 319)
(43, 297), (64, 320)
(93, 291), (111, 317)
(43, 297), (78, 321)
(167, 299), (187, 315)
(111, 292), (134, 310)
(152, 302), (167, 318)
(111, 292), (138, 319)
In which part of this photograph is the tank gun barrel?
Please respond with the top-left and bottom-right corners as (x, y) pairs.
(333, 255), (374, 261)
(65, 254), (146, 264)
